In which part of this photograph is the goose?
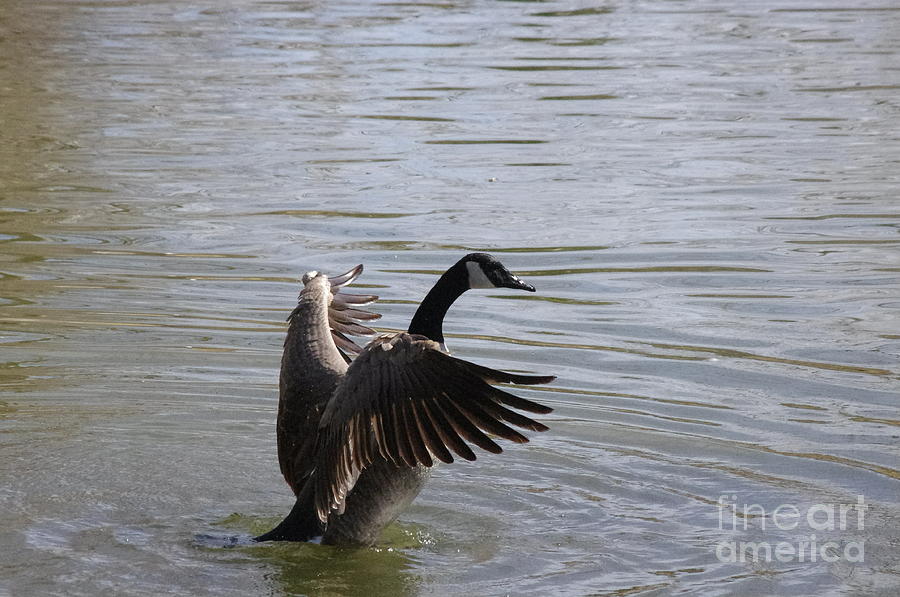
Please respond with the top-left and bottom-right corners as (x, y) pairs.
(255, 253), (555, 544)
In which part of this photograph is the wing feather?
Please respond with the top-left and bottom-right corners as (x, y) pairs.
(446, 393), (530, 444)
(406, 364), (476, 461)
(442, 366), (550, 432)
(476, 395), (549, 432)
(332, 330), (363, 355)
(324, 265), (381, 360)
(436, 395), (503, 454)
(421, 395), (477, 461)
(409, 396), (454, 464)
(451, 358), (556, 386)
(307, 333), (554, 523)
(400, 380), (434, 467)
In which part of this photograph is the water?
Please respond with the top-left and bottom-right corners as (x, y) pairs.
(1, 0), (898, 595)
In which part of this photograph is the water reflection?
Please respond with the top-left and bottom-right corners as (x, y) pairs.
(252, 538), (423, 597)
(199, 516), (425, 596)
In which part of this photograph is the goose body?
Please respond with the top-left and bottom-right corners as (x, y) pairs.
(256, 253), (554, 544)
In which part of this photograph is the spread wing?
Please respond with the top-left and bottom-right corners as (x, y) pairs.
(278, 265), (381, 494)
(294, 264), (381, 361)
(309, 333), (555, 523)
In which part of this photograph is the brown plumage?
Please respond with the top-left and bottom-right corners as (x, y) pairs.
(311, 333), (553, 523)
(257, 254), (555, 544)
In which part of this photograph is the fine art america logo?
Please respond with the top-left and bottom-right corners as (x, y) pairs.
(715, 494), (867, 564)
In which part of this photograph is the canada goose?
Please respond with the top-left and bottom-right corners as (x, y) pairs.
(255, 253), (555, 544)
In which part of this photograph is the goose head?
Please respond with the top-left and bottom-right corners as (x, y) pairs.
(461, 252), (535, 292)
(408, 253), (536, 350)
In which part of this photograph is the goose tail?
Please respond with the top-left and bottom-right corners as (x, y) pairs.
(254, 482), (326, 543)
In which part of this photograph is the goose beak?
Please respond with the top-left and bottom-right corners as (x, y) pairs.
(500, 272), (535, 292)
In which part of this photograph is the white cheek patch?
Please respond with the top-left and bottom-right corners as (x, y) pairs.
(466, 261), (496, 289)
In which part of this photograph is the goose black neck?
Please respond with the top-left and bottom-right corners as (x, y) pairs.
(407, 263), (468, 345)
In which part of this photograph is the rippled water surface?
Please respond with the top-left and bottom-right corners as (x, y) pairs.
(2, 1), (899, 595)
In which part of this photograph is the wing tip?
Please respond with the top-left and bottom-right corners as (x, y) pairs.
(525, 374), (556, 385)
(531, 404), (554, 415)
